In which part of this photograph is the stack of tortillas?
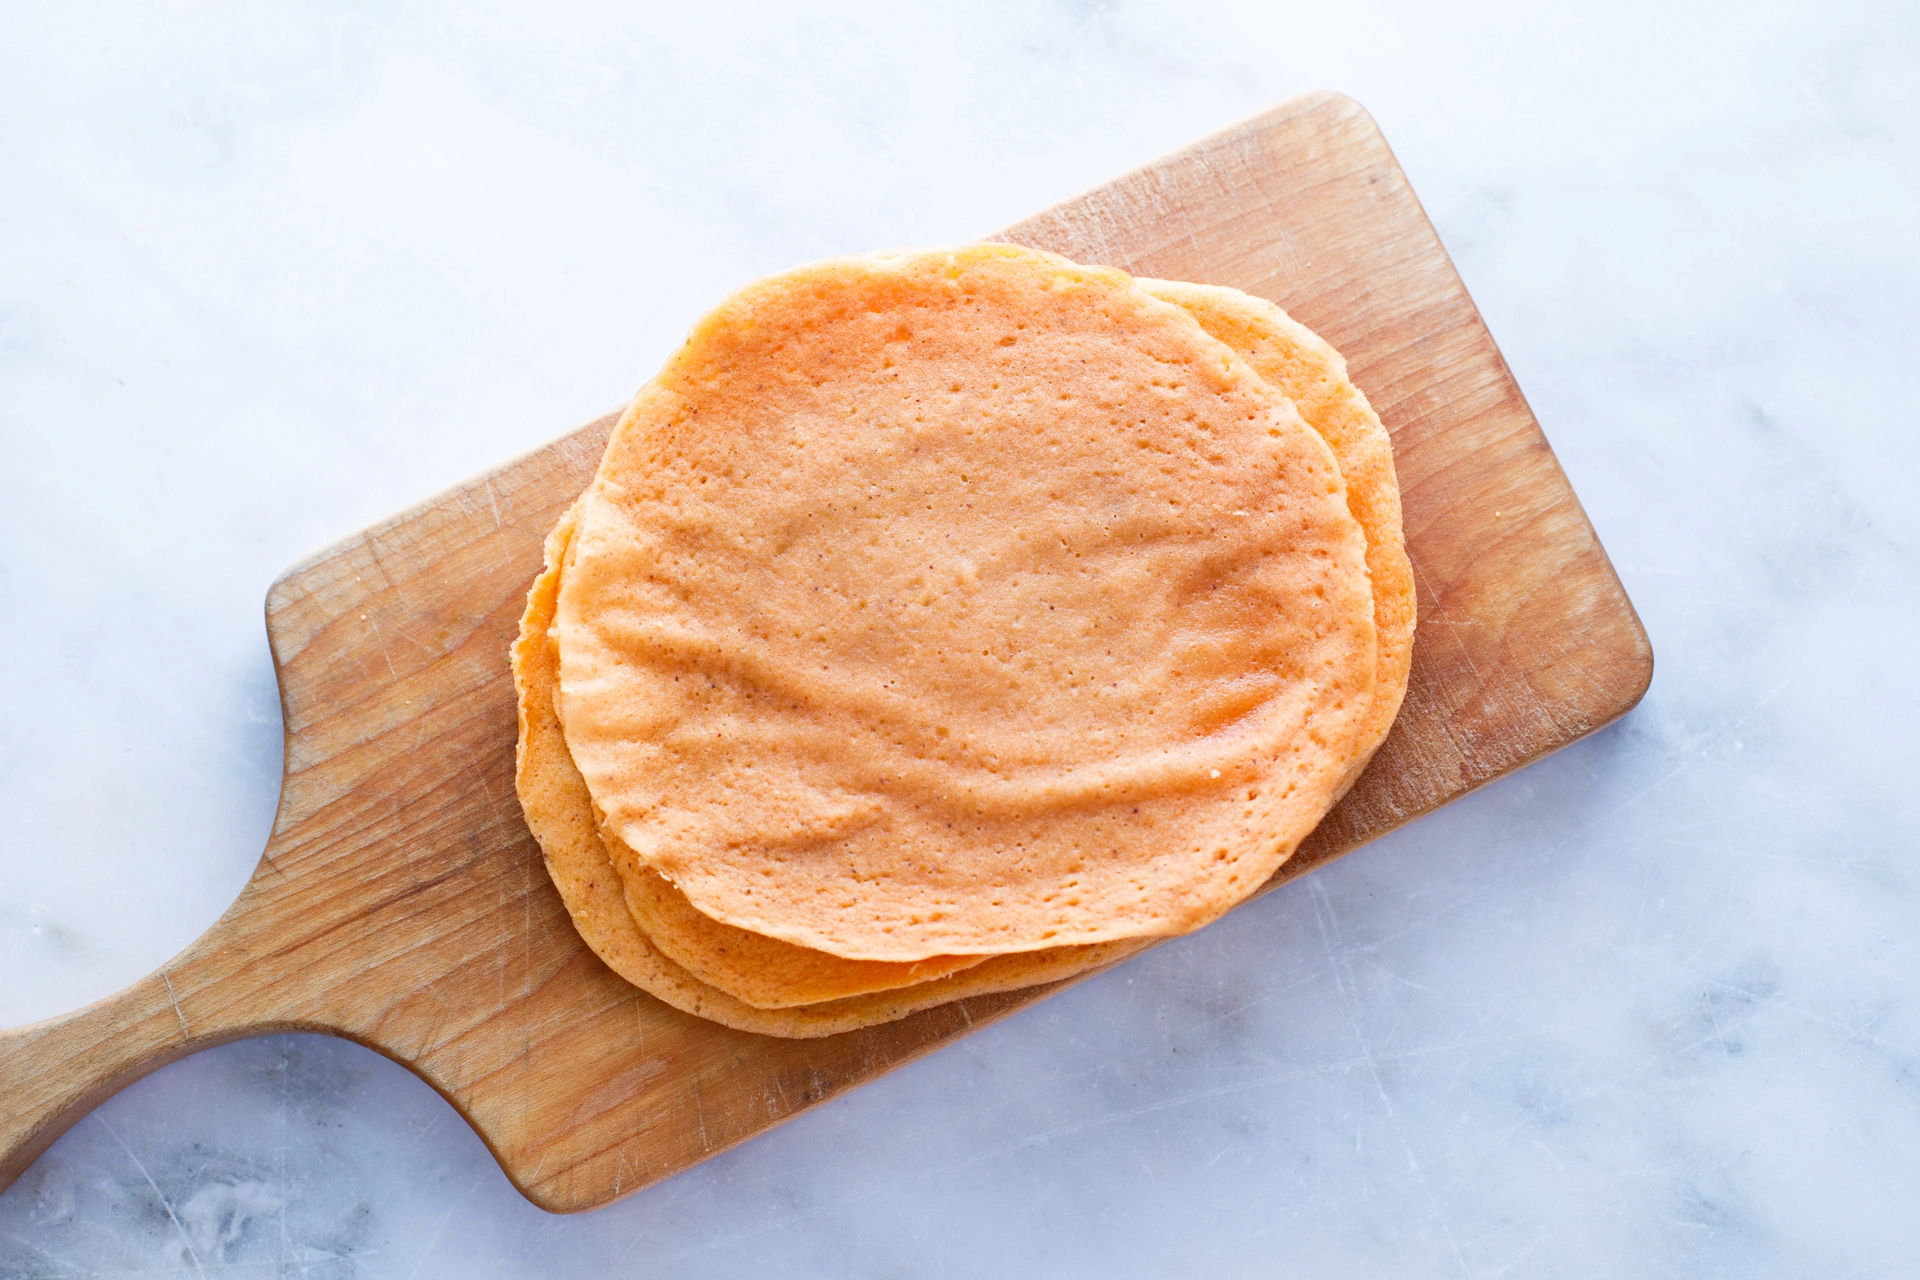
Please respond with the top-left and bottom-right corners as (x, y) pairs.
(513, 244), (1413, 1037)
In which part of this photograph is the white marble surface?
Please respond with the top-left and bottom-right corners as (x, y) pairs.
(3, 1), (1917, 1274)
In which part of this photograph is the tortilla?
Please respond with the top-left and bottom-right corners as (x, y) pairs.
(520, 283), (1417, 1013)
(555, 244), (1378, 962)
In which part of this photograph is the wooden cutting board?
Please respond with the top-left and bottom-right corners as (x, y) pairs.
(0, 92), (1651, 1212)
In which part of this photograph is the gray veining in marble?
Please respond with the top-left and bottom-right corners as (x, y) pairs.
(3, 1), (1916, 1275)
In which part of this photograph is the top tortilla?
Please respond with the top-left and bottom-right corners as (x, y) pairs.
(555, 243), (1378, 962)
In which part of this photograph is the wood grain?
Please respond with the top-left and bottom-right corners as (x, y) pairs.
(0, 92), (1651, 1212)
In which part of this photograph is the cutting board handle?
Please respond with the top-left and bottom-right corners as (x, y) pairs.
(0, 898), (311, 1193)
